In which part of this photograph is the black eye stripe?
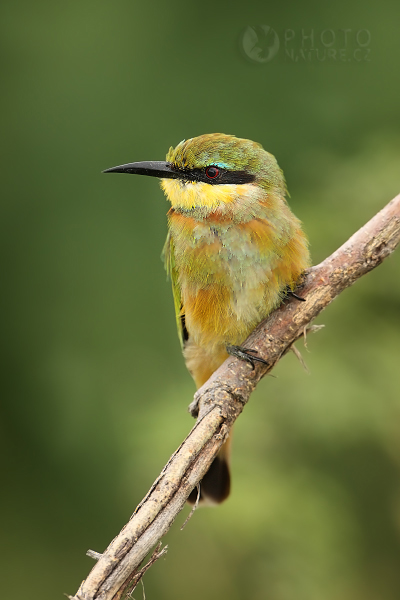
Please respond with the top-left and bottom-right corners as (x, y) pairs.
(169, 164), (255, 185)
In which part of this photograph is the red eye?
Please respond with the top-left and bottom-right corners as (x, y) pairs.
(205, 166), (220, 179)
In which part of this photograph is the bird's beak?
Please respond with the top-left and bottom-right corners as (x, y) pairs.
(103, 160), (182, 180)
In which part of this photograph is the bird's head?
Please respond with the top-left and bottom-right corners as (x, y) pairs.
(104, 133), (286, 213)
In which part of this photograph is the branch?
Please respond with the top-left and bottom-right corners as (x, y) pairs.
(70, 194), (400, 600)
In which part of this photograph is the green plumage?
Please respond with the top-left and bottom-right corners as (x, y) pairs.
(166, 133), (287, 194)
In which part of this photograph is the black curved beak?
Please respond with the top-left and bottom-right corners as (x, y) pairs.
(103, 160), (181, 180)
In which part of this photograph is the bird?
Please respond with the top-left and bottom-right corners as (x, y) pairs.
(104, 133), (310, 504)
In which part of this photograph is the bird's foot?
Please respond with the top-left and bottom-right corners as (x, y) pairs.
(284, 283), (306, 302)
(286, 290), (306, 301)
(226, 344), (269, 370)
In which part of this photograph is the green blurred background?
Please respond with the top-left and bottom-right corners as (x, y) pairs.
(1, 1), (400, 599)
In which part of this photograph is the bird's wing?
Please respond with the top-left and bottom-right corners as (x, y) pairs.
(162, 231), (186, 347)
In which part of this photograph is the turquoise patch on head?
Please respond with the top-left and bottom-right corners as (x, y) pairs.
(214, 162), (232, 169)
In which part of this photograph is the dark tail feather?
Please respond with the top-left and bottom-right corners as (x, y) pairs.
(188, 436), (231, 505)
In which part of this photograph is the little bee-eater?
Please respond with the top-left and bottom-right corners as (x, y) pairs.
(104, 133), (310, 504)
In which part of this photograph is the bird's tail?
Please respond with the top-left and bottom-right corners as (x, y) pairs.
(187, 432), (232, 504)
(185, 343), (233, 504)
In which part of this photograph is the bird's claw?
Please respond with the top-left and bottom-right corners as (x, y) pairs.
(286, 290), (306, 302)
(226, 344), (269, 370)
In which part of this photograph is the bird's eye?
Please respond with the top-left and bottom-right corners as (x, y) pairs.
(205, 166), (220, 179)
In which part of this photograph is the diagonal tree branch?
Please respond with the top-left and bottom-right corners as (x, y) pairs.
(70, 194), (400, 600)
